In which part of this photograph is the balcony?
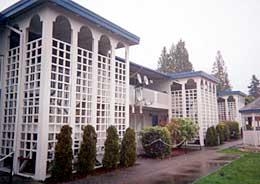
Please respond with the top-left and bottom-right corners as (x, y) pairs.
(130, 85), (170, 109)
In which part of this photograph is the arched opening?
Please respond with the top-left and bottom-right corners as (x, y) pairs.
(53, 16), (71, 43)
(185, 79), (197, 89)
(227, 96), (235, 102)
(171, 82), (182, 91)
(98, 35), (111, 56)
(115, 42), (125, 59)
(9, 24), (20, 49)
(28, 15), (42, 42)
(217, 97), (225, 103)
(78, 26), (93, 51)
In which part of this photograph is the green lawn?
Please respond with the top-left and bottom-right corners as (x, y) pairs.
(194, 149), (260, 184)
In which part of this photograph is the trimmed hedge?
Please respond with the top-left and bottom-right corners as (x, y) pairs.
(102, 126), (120, 169)
(52, 125), (73, 182)
(141, 126), (171, 158)
(205, 126), (218, 146)
(120, 128), (136, 167)
(77, 125), (97, 175)
(218, 122), (230, 141)
(224, 121), (240, 139)
(216, 124), (225, 144)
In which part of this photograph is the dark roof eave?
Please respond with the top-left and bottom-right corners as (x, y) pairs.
(169, 71), (219, 83)
(0, 0), (140, 45)
(239, 109), (260, 114)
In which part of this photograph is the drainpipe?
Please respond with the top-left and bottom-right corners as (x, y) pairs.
(5, 25), (24, 175)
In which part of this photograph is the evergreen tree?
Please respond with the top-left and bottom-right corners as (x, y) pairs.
(157, 40), (193, 73)
(248, 75), (260, 98)
(52, 125), (73, 181)
(157, 46), (171, 73)
(77, 125), (97, 175)
(212, 51), (232, 92)
(173, 40), (193, 73)
(120, 128), (136, 167)
(102, 126), (120, 169)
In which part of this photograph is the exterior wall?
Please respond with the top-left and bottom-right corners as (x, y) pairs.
(0, 5), (131, 180)
(171, 77), (218, 146)
(217, 94), (245, 128)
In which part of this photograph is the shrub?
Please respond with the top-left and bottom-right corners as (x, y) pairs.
(141, 126), (171, 158)
(225, 121), (240, 139)
(120, 128), (136, 167)
(77, 125), (97, 175)
(52, 125), (73, 181)
(218, 122), (230, 141)
(166, 118), (181, 144)
(166, 118), (199, 146)
(205, 126), (218, 146)
(216, 124), (225, 144)
(102, 126), (120, 169)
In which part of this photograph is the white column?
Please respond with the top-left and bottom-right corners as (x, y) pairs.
(252, 114), (257, 147)
(0, 29), (9, 168)
(168, 81), (173, 121)
(34, 12), (54, 180)
(69, 23), (80, 156)
(224, 96), (229, 121)
(181, 81), (187, 117)
(90, 33), (100, 130)
(196, 78), (204, 146)
(13, 25), (26, 176)
(110, 41), (116, 127)
(125, 46), (130, 128)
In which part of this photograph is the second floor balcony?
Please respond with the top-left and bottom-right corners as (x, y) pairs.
(130, 85), (170, 110)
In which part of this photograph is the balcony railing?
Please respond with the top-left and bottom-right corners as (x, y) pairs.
(130, 85), (169, 109)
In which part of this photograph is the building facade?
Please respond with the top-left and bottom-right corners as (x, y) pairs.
(217, 90), (246, 127)
(129, 69), (219, 147)
(0, 0), (222, 181)
(0, 0), (139, 180)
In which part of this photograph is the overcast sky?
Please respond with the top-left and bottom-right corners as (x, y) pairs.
(1, 0), (259, 93)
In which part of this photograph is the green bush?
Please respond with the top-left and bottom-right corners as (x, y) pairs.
(216, 124), (225, 144)
(77, 125), (97, 175)
(205, 126), (218, 146)
(52, 125), (73, 182)
(224, 121), (240, 139)
(141, 126), (171, 158)
(166, 118), (199, 146)
(120, 128), (136, 167)
(218, 122), (230, 141)
(102, 126), (120, 169)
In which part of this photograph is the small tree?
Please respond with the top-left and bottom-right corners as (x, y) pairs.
(219, 122), (230, 141)
(77, 125), (97, 175)
(120, 128), (136, 167)
(178, 118), (199, 142)
(52, 125), (73, 181)
(216, 124), (225, 144)
(205, 126), (218, 146)
(166, 118), (181, 144)
(102, 126), (120, 169)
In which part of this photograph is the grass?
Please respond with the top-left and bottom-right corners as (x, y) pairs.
(194, 149), (260, 184)
(218, 148), (245, 155)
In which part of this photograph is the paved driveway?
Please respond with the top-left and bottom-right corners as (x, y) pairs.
(66, 140), (242, 184)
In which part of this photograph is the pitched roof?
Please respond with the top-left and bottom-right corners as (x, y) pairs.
(218, 90), (247, 97)
(0, 0), (140, 45)
(168, 71), (219, 83)
(239, 97), (260, 114)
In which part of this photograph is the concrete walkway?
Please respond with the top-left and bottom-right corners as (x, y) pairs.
(66, 140), (242, 184)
